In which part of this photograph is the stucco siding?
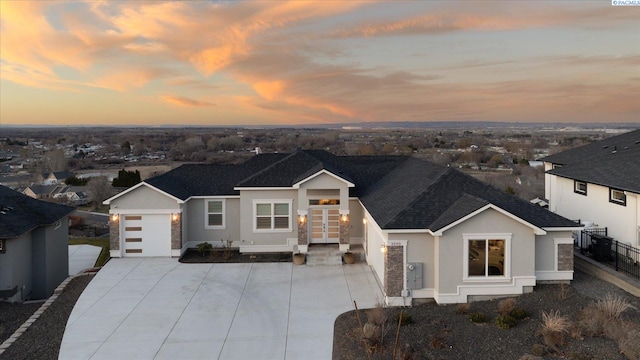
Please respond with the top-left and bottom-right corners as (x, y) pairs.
(110, 185), (180, 210)
(364, 212), (386, 290)
(348, 199), (364, 241)
(438, 209), (536, 295)
(185, 198), (241, 248)
(388, 232), (436, 291)
(552, 177), (638, 246)
(239, 190), (298, 246)
(298, 173), (350, 211)
(0, 232), (33, 302)
(535, 234), (557, 272)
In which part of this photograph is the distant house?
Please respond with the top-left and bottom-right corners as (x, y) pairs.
(41, 171), (75, 185)
(105, 150), (579, 305)
(543, 129), (640, 249)
(0, 185), (74, 302)
(23, 184), (59, 199)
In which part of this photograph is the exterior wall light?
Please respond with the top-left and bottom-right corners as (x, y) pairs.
(111, 214), (119, 222)
(298, 214), (306, 224)
(341, 214), (349, 222)
(362, 218), (367, 224)
(172, 213), (179, 221)
(380, 244), (387, 254)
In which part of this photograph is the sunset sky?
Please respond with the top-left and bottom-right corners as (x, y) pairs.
(1, 1), (639, 126)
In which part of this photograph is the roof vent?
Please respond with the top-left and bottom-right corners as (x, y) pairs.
(0, 205), (13, 215)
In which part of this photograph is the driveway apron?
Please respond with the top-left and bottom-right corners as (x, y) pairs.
(59, 258), (383, 360)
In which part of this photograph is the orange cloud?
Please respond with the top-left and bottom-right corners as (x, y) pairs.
(159, 95), (215, 108)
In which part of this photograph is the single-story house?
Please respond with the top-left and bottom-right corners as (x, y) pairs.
(41, 171), (75, 185)
(0, 185), (74, 302)
(105, 150), (581, 304)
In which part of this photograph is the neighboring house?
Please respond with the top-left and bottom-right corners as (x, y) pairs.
(52, 186), (90, 206)
(40, 171), (75, 185)
(23, 184), (59, 199)
(543, 129), (640, 249)
(0, 185), (74, 302)
(105, 150), (580, 304)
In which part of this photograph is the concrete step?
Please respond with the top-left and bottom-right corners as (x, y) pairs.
(305, 245), (343, 266)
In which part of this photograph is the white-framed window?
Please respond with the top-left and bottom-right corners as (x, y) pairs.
(574, 181), (587, 195)
(205, 199), (225, 228)
(463, 233), (511, 280)
(0, 239), (5, 253)
(609, 188), (626, 206)
(253, 200), (292, 232)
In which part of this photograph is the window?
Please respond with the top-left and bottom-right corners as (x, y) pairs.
(574, 181), (587, 195)
(254, 200), (292, 231)
(610, 189), (626, 206)
(206, 200), (225, 228)
(464, 234), (511, 279)
(309, 199), (340, 206)
(552, 164), (562, 169)
(0, 239), (4, 253)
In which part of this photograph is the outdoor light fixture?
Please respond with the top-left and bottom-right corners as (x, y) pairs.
(341, 214), (349, 222)
(298, 215), (306, 224)
(380, 244), (387, 254)
(362, 218), (367, 224)
(172, 213), (178, 221)
(111, 214), (118, 221)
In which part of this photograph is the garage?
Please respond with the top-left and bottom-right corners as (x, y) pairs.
(121, 214), (171, 257)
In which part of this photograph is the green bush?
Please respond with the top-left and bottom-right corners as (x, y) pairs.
(196, 242), (213, 257)
(395, 311), (413, 325)
(510, 308), (529, 320)
(495, 314), (518, 329)
(469, 312), (487, 323)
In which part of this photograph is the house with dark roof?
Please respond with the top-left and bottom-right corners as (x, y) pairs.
(104, 150), (580, 304)
(543, 129), (640, 249)
(0, 185), (74, 302)
(41, 171), (75, 185)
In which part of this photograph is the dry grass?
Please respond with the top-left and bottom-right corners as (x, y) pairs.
(596, 293), (633, 319)
(576, 306), (606, 337)
(539, 310), (571, 347)
(498, 298), (517, 315)
(455, 303), (470, 314)
(619, 329), (640, 360)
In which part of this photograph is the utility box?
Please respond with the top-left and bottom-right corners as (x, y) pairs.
(406, 262), (423, 290)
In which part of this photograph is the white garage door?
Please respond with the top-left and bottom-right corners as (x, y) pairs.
(122, 214), (171, 257)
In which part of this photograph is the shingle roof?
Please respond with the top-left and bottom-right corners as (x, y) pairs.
(141, 150), (578, 231)
(0, 185), (74, 239)
(543, 129), (640, 193)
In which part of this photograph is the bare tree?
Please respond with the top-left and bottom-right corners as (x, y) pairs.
(43, 148), (67, 171)
(87, 176), (112, 210)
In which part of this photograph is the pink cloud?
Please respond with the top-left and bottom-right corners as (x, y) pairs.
(159, 95), (215, 108)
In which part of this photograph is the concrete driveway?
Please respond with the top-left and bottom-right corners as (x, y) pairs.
(59, 258), (383, 359)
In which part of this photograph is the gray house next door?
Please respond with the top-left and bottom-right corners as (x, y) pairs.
(310, 207), (340, 244)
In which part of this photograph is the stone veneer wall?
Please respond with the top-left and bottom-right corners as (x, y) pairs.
(339, 219), (349, 244)
(384, 245), (404, 297)
(298, 216), (308, 246)
(109, 218), (119, 251)
(557, 243), (573, 271)
(171, 216), (182, 250)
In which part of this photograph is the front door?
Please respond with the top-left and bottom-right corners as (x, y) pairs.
(310, 208), (340, 244)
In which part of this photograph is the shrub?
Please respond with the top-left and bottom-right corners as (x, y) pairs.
(619, 329), (640, 360)
(539, 310), (571, 347)
(596, 293), (633, 319)
(510, 308), (528, 320)
(366, 303), (388, 326)
(469, 312), (487, 323)
(495, 314), (518, 329)
(576, 306), (605, 337)
(196, 242), (213, 257)
(395, 311), (413, 325)
(455, 303), (470, 315)
(498, 298), (517, 315)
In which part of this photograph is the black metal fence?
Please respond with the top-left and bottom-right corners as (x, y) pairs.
(576, 228), (640, 280)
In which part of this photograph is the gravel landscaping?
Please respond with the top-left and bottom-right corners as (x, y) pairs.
(333, 269), (640, 360)
(0, 275), (93, 360)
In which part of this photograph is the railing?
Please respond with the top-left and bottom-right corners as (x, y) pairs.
(576, 228), (640, 280)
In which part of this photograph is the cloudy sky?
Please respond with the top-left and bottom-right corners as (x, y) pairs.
(1, 1), (638, 126)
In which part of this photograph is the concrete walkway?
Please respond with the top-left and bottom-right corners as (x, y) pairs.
(69, 245), (102, 275)
(59, 258), (383, 359)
